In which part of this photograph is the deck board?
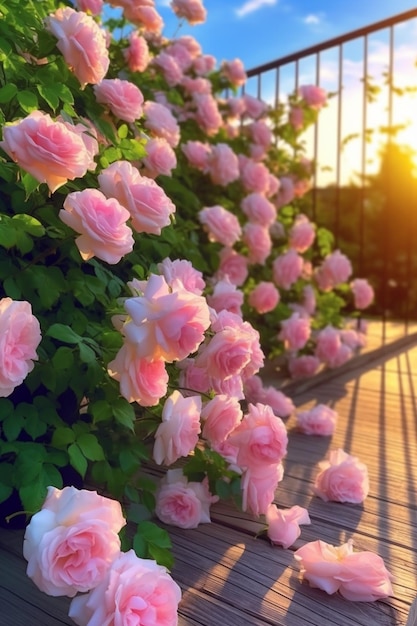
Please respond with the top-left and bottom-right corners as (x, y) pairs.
(1, 336), (417, 626)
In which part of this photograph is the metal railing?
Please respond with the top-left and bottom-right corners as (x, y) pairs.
(245, 9), (417, 340)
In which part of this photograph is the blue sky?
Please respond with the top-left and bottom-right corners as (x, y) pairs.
(156, 0), (417, 71)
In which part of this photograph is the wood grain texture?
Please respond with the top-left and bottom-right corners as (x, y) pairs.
(1, 333), (416, 626)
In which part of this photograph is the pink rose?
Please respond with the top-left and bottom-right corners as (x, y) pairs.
(23, 486), (126, 597)
(279, 312), (311, 351)
(46, 7), (109, 86)
(288, 354), (321, 379)
(0, 298), (41, 397)
(122, 4), (164, 32)
(248, 282), (280, 314)
(166, 40), (194, 71)
(207, 143), (240, 186)
(216, 247), (249, 286)
(177, 358), (211, 395)
(181, 140), (211, 171)
(299, 84), (327, 109)
(302, 284), (316, 315)
(171, 0), (207, 25)
(158, 258), (205, 295)
(98, 160), (176, 235)
(142, 136), (177, 178)
(315, 250), (352, 291)
(155, 469), (217, 529)
(313, 448), (369, 503)
(335, 548), (394, 601)
(199, 205), (241, 247)
(182, 76), (212, 95)
(242, 223), (272, 265)
(153, 391), (201, 465)
(351, 278), (374, 309)
(207, 279), (244, 316)
(276, 176), (295, 208)
(229, 403), (288, 470)
(201, 394), (243, 445)
(94, 79), (144, 122)
(315, 325), (352, 368)
(241, 193), (276, 226)
(221, 58), (247, 88)
(68, 549), (181, 625)
(272, 249), (304, 290)
(193, 53), (216, 75)
(241, 463), (284, 516)
(143, 101), (180, 147)
(193, 93), (223, 136)
(74, 0), (103, 15)
(107, 343), (168, 407)
(243, 375), (294, 418)
(266, 504), (311, 548)
(59, 188), (134, 264)
(196, 313), (263, 382)
(249, 120), (272, 148)
(296, 404), (338, 435)
(289, 214), (316, 252)
(1, 111), (97, 193)
(153, 51), (183, 86)
(294, 539), (393, 601)
(242, 93), (267, 119)
(239, 156), (270, 194)
(123, 274), (211, 362)
(123, 31), (150, 72)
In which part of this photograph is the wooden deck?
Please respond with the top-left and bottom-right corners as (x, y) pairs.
(1, 329), (417, 626)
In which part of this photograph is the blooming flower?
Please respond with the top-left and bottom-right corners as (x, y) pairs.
(46, 7), (109, 86)
(68, 549), (181, 625)
(199, 205), (241, 247)
(153, 390), (201, 465)
(294, 539), (393, 601)
(266, 504), (311, 548)
(0, 298), (41, 397)
(94, 78), (144, 122)
(1, 111), (97, 193)
(123, 273), (211, 362)
(313, 448), (369, 503)
(351, 278), (374, 309)
(23, 486), (126, 597)
(296, 404), (338, 436)
(171, 0), (207, 25)
(155, 468), (218, 528)
(59, 188), (134, 264)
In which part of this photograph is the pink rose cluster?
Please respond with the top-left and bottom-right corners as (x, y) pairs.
(24, 487), (182, 624)
(108, 270), (211, 407)
(313, 448), (369, 503)
(294, 539), (393, 601)
(0, 298), (42, 397)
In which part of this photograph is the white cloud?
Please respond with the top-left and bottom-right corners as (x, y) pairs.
(235, 0), (277, 19)
(304, 14), (320, 25)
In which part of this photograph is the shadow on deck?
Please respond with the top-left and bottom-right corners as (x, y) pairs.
(1, 322), (417, 626)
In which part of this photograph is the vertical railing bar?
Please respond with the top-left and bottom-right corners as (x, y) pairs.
(311, 52), (320, 222)
(274, 66), (280, 148)
(257, 73), (262, 101)
(334, 43), (343, 247)
(359, 34), (368, 276)
(381, 25), (395, 343)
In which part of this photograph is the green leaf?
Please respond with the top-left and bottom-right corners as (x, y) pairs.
(12, 214), (45, 236)
(37, 84), (60, 111)
(3, 413), (24, 441)
(52, 346), (75, 370)
(68, 443), (87, 478)
(0, 83), (17, 103)
(0, 398), (14, 420)
(76, 434), (104, 461)
(91, 400), (113, 424)
(133, 531), (147, 557)
(17, 90), (39, 113)
(21, 172), (40, 197)
(113, 399), (136, 431)
(19, 482), (47, 514)
(79, 342), (96, 363)
(55, 83), (74, 104)
(148, 544), (174, 570)
(47, 323), (82, 344)
(52, 427), (75, 448)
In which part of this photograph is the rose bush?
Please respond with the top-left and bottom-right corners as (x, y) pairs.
(0, 0), (387, 621)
